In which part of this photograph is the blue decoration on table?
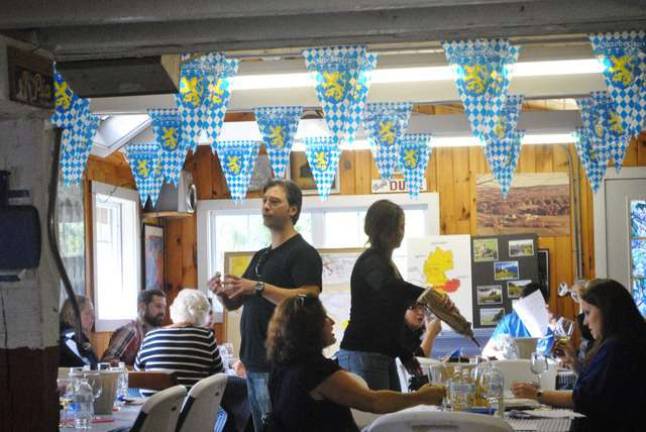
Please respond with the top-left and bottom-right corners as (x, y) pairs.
(363, 102), (413, 180)
(50, 69), (101, 186)
(148, 106), (189, 185)
(443, 39), (519, 140)
(214, 140), (260, 202)
(303, 136), (342, 200)
(397, 134), (432, 199)
(125, 143), (164, 206)
(573, 128), (609, 193)
(589, 31), (646, 139)
(303, 46), (377, 146)
(176, 53), (239, 153)
(254, 106), (303, 178)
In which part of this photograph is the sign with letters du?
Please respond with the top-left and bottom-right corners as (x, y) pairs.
(371, 178), (427, 194)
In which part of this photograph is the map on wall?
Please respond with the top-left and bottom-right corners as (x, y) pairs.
(476, 173), (570, 236)
(407, 235), (473, 325)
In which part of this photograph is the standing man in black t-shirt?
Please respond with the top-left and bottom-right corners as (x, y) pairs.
(209, 179), (323, 432)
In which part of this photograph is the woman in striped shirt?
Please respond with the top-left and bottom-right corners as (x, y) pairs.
(135, 288), (224, 395)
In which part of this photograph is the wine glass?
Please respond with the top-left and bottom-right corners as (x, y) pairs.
(530, 352), (548, 388)
(554, 317), (575, 343)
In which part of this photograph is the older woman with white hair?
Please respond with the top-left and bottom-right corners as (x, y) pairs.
(135, 288), (224, 396)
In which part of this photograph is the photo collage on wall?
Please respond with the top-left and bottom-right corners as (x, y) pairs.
(471, 233), (539, 328)
(630, 200), (646, 317)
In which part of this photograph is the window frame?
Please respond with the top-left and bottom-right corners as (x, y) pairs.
(197, 192), (440, 322)
(91, 181), (142, 332)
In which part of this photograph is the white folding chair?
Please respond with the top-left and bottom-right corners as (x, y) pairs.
(176, 373), (228, 432)
(491, 359), (557, 391)
(129, 385), (187, 432)
(367, 410), (513, 432)
(396, 357), (442, 392)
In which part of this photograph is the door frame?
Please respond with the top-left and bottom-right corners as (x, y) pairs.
(593, 167), (646, 279)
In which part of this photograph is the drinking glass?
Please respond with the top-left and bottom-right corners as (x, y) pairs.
(97, 362), (111, 372)
(220, 343), (234, 371)
(428, 363), (449, 410)
(554, 317), (575, 343)
(83, 370), (103, 401)
(530, 352), (548, 388)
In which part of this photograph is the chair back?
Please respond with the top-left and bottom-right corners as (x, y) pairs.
(176, 374), (228, 432)
(130, 385), (187, 432)
(367, 410), (513, 432)
(491, 359), (557, 391)
(128, 371), (178, 391)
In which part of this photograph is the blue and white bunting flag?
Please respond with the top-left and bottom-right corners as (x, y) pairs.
(125, 143), (164, 206)
(482, 94), (524, 170)
(589, 31), (645, 139)
(576, 97), (615, 168)
(50, 69), (100, 186)
(303, 136), (342, 200)
(363, 102), (413, 180)
(491, 130), (524, 198)
(397, 134), (432, 199)
(214, 140), (260, 202)
(573, 128), (609, 193)
(443, 39), (519, 140)
(177, 53), (238, 153)
(148, 106), (189, 185)
(254, 106), (303, 178)
(589, 91), (632, 172)
(303, 46), (377, 146)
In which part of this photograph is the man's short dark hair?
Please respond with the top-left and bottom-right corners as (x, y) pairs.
(521, 282), (546, 301)
(262, 179), (303, 224)
(138, 289), (165, 306)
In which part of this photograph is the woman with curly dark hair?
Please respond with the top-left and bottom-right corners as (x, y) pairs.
(265, 295), (445, 432)
(512, 279), (646, 431)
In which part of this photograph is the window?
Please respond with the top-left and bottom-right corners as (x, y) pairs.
(57, 179), (85, 296)
(92, 182), (141, 331)
(197, 193), (440, 316)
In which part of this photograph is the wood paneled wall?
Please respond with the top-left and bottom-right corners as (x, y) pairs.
(88, 135), (646, 345)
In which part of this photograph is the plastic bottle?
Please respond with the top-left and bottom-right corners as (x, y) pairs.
(113, 362), (129, 406)
(481, 364), (505, 417)
(71, 378), (94, 428)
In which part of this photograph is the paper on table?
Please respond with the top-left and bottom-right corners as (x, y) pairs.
(513, 290), (549, 337)
(506, 419), (538, 431)
(520, 409), (585, 419)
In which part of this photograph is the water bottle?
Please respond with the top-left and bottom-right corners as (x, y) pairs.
(481, 364), (505, 417)
(112, 362), (129, 406)
(71, 379), (94, 428)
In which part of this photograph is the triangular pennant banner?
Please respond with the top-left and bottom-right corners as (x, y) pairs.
(303, 137), (342, 200)
(125, 143), (164, 206)
(589, 31), (646, 138)
(363, 102), (413, 180)
(50, 69), (100, 186)
(176, 53), (239, 153)
(483, 94), (525, 170)
(303, 46), (377, 145)
(215, 140), (260, 202)
(576, 97), (615, 167)
(589, 91), (633, 172)
(443, 39), (519, 140)
(254, 106), (303, 178)
(148, 106), (190, 185)
(397, 134), (432, 199)
(491, 131), (524, 198)
(573, 128), (609, 193)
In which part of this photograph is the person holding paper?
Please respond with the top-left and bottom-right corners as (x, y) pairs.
(482, 282), (554, 358)
(511, 279), (646, 431)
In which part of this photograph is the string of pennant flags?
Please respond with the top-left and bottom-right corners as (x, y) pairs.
(50, 31), (645, 205)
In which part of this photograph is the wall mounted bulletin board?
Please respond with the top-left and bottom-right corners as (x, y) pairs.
(471, 233), (539, 328)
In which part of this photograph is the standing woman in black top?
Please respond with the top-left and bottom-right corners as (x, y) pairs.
(266, 295), (445, 432)
(338, 200), (427, 391)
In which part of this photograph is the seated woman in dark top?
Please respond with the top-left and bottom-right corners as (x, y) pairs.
(59, 295), (98, 369)
(266, 295), (445, 432)
(512, 279), (646, 431)
(338, 199), (453, 391)
(401, 301), (442, 358)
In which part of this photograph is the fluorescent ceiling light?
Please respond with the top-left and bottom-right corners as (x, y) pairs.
(230, 59), (602, 91)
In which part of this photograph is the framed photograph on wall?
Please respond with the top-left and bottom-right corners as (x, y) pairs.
(288, 151), (340, 196)
(143, 224), (165, 291)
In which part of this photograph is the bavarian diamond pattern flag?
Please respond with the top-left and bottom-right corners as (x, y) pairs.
(177, 53), (238, 153)
(492, 130), (524, 198)
(254, 106), (303, 178)
(50, 69), (100, 186)
(483, 94), (524, 168)
(125, 143), (164, 206)
(590, 91), (632, 172)
(215, 140), (260, 202)
(303, 136), (342, 200)
(303, 46), (377, 146)
(577, 97), (614, 167)
(443, 39), (519, 140)
(148, 106), (189, 185)
(573, 128), (608, 193)
(363, 102), (413, 180)
(589, 31), (646, 139)
(397, 134), (432, 199)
